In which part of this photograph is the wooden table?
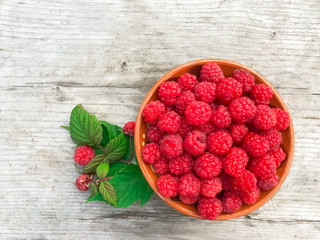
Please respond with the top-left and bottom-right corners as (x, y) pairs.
(1, 0), (319, 239)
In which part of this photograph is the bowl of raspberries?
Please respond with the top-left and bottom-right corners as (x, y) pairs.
(134, 59), (294, 220)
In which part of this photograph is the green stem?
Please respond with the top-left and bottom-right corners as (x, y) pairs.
(98, 144), (106, 153)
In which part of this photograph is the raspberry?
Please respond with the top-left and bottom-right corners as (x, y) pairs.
(207, 131), (233, 156)
(194, 121), (215, 135)
(142, 142), (161, 164)
(194, 152), (222, 178)
(210, 103), (218, 111)
(146, 125), (163, 143)
(143, 100), (166, 124)
(123, 121), (135, 136)
(211, 105), (232, 129)
(229, 97), (257, 123)
(273, 108), (290, 131)
(216, 77), (243, 103)
(157, 173), (180, 198)
(74, 145), (95, 166)
(152, 156), (169, 175)
(177, 73), (198, 91)
(223, 147), (249, 177)
(241, 187), (260, 205)
(194, 82), (216, 103)
(177, 116), (193, 137)
(179, 194), (199, 205)
(230, 124), (248, 144)
(179, 173), (201, 197)
(199, 62), (225, 83)
(269, 146), (286, 167)
(175, 90), (196, 115)
(231, 170), (257, 194)
(157, 111), (181, 134)
(248, 154), (276, 179)
(257, 173), (279, 191)
(158, 81), (182, 106)
(250, 84), (273, 105)
(219, 170), (232, 190)
(242, 132), (270, 157)
(233, 69), (255, 93)
(185, 101), (212, 125)
(197, 197), (223, 220)
(169, 153), (194, 175)
(183, 130), (207, 156)
(200, 177), (222, 198)
(221, 191), (242, 213)
(252, 105), (277, 130)
(76, 174), (92, 191)
(260, 128), (282, 150)
(159, 134), (183, 159)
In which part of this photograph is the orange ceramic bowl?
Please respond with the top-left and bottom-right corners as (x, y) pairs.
(134, 59), (294, 220)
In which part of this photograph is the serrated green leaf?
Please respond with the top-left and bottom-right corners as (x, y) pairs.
(82, 154), (107, 174)
(96, 163), (109, 178)
(61, 125), (70, 130)
(123, 135), (135, 161)
(86, 192), (110, 204)
(100, 121), (122, 140)
(99, 181), (117, 206)
(106, 161), (127, 177)
(89, 182), (98, 197)
(104, 133), (129, 163)
(70, 104), (102, 147)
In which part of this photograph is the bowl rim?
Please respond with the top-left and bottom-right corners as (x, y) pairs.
(134, 59), (295, 220)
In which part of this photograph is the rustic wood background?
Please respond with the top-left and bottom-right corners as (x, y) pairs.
(1, 0), (319, 239)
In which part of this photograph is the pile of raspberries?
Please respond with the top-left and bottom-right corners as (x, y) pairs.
(141, 62), (290, 220)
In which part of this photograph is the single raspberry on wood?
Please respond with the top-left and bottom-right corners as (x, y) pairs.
(211, 105), (232, 129)
(252, 105), (277, 130)
(183, 130), (207, 156)
(199, 62), (225, 83)
(231, 170), (257, 194)
(143, 100), (166, 124)
(142, 142), (161, 164)
(146, 124), (163, 143)
(157, 173), (180, 198)
(248, 154), (277, 179)
(177, 73), (198, 91)
(179, 194), (199, 205)
(76, 174), (92, 191)
(179, 173), (201, 197)
(269, 146), (286, 167)
(257, 173), (279, 191)
(260, 128), (282, 150)
(175, 90), (196, 115)
(200, 177), (222, 198)
(74, 145), (95, 166)
(159, 134), (184, 159)
(207, 130), (233, 156)
(185, 101), (212, 125)
(157, 111), (181, 134)
(169, 153), (194, 176)
(229, 97), (257, 124)
(197, 197), (223, 220)
(158, 81), (182, 106)
(250, 84), (273, 105)
(221, 191), (242, 213)
(216, 77), (243, 103)
(233, 69), (255, 93)
(273, 108), (290, 131)
(230, 124), (248, 144)
(223, 147), (249, 177)
(194, 152), (222, 178)
(241, 187), (260, 205)
(152, 156), (169, 175)
(177, 116), (193, 137)
(123, 121), (135, 136)
(194, 121), (215, 135)
(194, 82), (216, 103)
(242, 132), (270, 157)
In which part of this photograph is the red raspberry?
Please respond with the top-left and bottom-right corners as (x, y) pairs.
(169, 153), (194, 175)
(179, 194), (199, 205)
(210, 103), (218, 111)
(257, 173), (279, 191)
(252, 105), (277, 130)
(229, 97), (257, 123)
(74, 145), (95, 166)
(219, 170), (232, 190)
(242, 132), (270, 157)
(185, 101), (212, 125)
(194, 82), (216, 103)
(194, 121), (215, 135)
(221, 191), (242, 213)
(241, 187), (260, 205)
(143, 100), (166, 124)
(260, 128), (282, 150)
(230, 124), (248, 144)
(177, 116), (193, 137)
(207, 131), (233, 156)
(177, 73), (198, 91)
(197, 197), (223, 220)
(194, 152), (222, 178)
(142, 142), (160, 164)
(199, 62), (225, 83)
(146, 125), (163, 143)
(159, 134), (183, 159)
(157, 173), (180, 198)
(183, 130), (207, 156)
(233, 69), (255, 93)
(269, 146), (286, 167)
(223, 147), (249, 177)
(216, 77), (243, 103)
(152, 156), (169, 175)
(200, 177), (222, 198)
(157, 111), (181, 134)
(250, 84), (273, 105)
(123, 121), (135, 136)
(76, 174), (92, 191)
(158, 81), (182, 106)
(179, 173), (201, 197)
(231, 170), (257, 194)
(211, 105), (232, 129)
(248, 154), (277, 179)
(273, 108), (290, 131)
(175, 90), (196, 115)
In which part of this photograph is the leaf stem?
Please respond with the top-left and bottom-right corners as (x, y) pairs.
(118, 159), (130, 164)
(98, 144), (106, 153)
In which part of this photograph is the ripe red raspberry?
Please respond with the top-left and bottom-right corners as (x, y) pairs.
(273, 108), (290, 131)
(157, 173), (180, 198)
(221, 191), (242, 213)
(194, 82), (216, 103)
(177, 73), (198, 91)
(219, 170), (232, 190)
(195, 121), (215, 135)
(230, 124), (248, 144)
(260, 128), (282, 150)
(250, 84), (273, 105)
(185, 101), (212, 125)
(146, 124), (163, 143)
(158, 81), (182, 106)
(257, 173), (279, 191)
(242, 132), (270, 157)
(169, 153), (194, 175)
(123, 121), (135, 136)
(223, 147), (249, 177)
(157, 111), (181, 134)
(210, 103), (218, 111)
(76, 174), (92, 191)
(216, 77), (243, 103)
(248, 154), (277, 179)
(199, 62), (225, 83)
(200, 177), (222, 198)
(142, 142), (160, 164)
(194, 152), (222, 178)
(183, 130), (207, 156)
(197, 197), (223, 220)
(229, 97), (257, 123)
(207, 131), (233, 156)
(177, 116), (193, 137)
(143, 100), (166, 124)
(231, 170), (257, 194)
(152, 156), (169, 175)
(252, 105), (277, 130)
(159, 134), (183, 159)
(179, 194), (199, 205)
(233, 69), (255, 93)
(74, 145), (95, 166)
(269, 146), (286, 167)
(211, 105), (232, 129)
(241, 187), (260, 205)
(179, 173), (201, 197)
(175, 90), (196, 115)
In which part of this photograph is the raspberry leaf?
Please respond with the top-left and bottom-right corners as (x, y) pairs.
(99, 181), (117, 206)
(123, 136), (135, 161)
(96, 163), (109, 178)
(104, 133), (129, 163)
(60, 125), (70, 130)
(100, 121), (122, 141)
(86, 192), (109, 204)
(89, 182), (98, 197)
(106, 161), (127, 177)
(82, 154), (107, 174)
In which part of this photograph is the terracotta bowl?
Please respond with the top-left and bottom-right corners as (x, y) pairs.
(134, 59), (294, 220)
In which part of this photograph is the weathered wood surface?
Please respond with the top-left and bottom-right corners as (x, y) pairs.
(0, 0), (319, 239)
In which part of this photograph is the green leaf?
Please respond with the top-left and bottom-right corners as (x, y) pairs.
(104, 133), (129, 163)
(123, 136), (135, 161)
(106, 161), (127, 177)
(96, 163), (109, 178)
(89, 182), (98, 197)
(99, 181), (117, 206)
(100, 121), (122, 140)
(86, 192), (109, 204)
(61, 125), (70, 130)
(69, 104), (103, 147)
(82, 154), (107, 174)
